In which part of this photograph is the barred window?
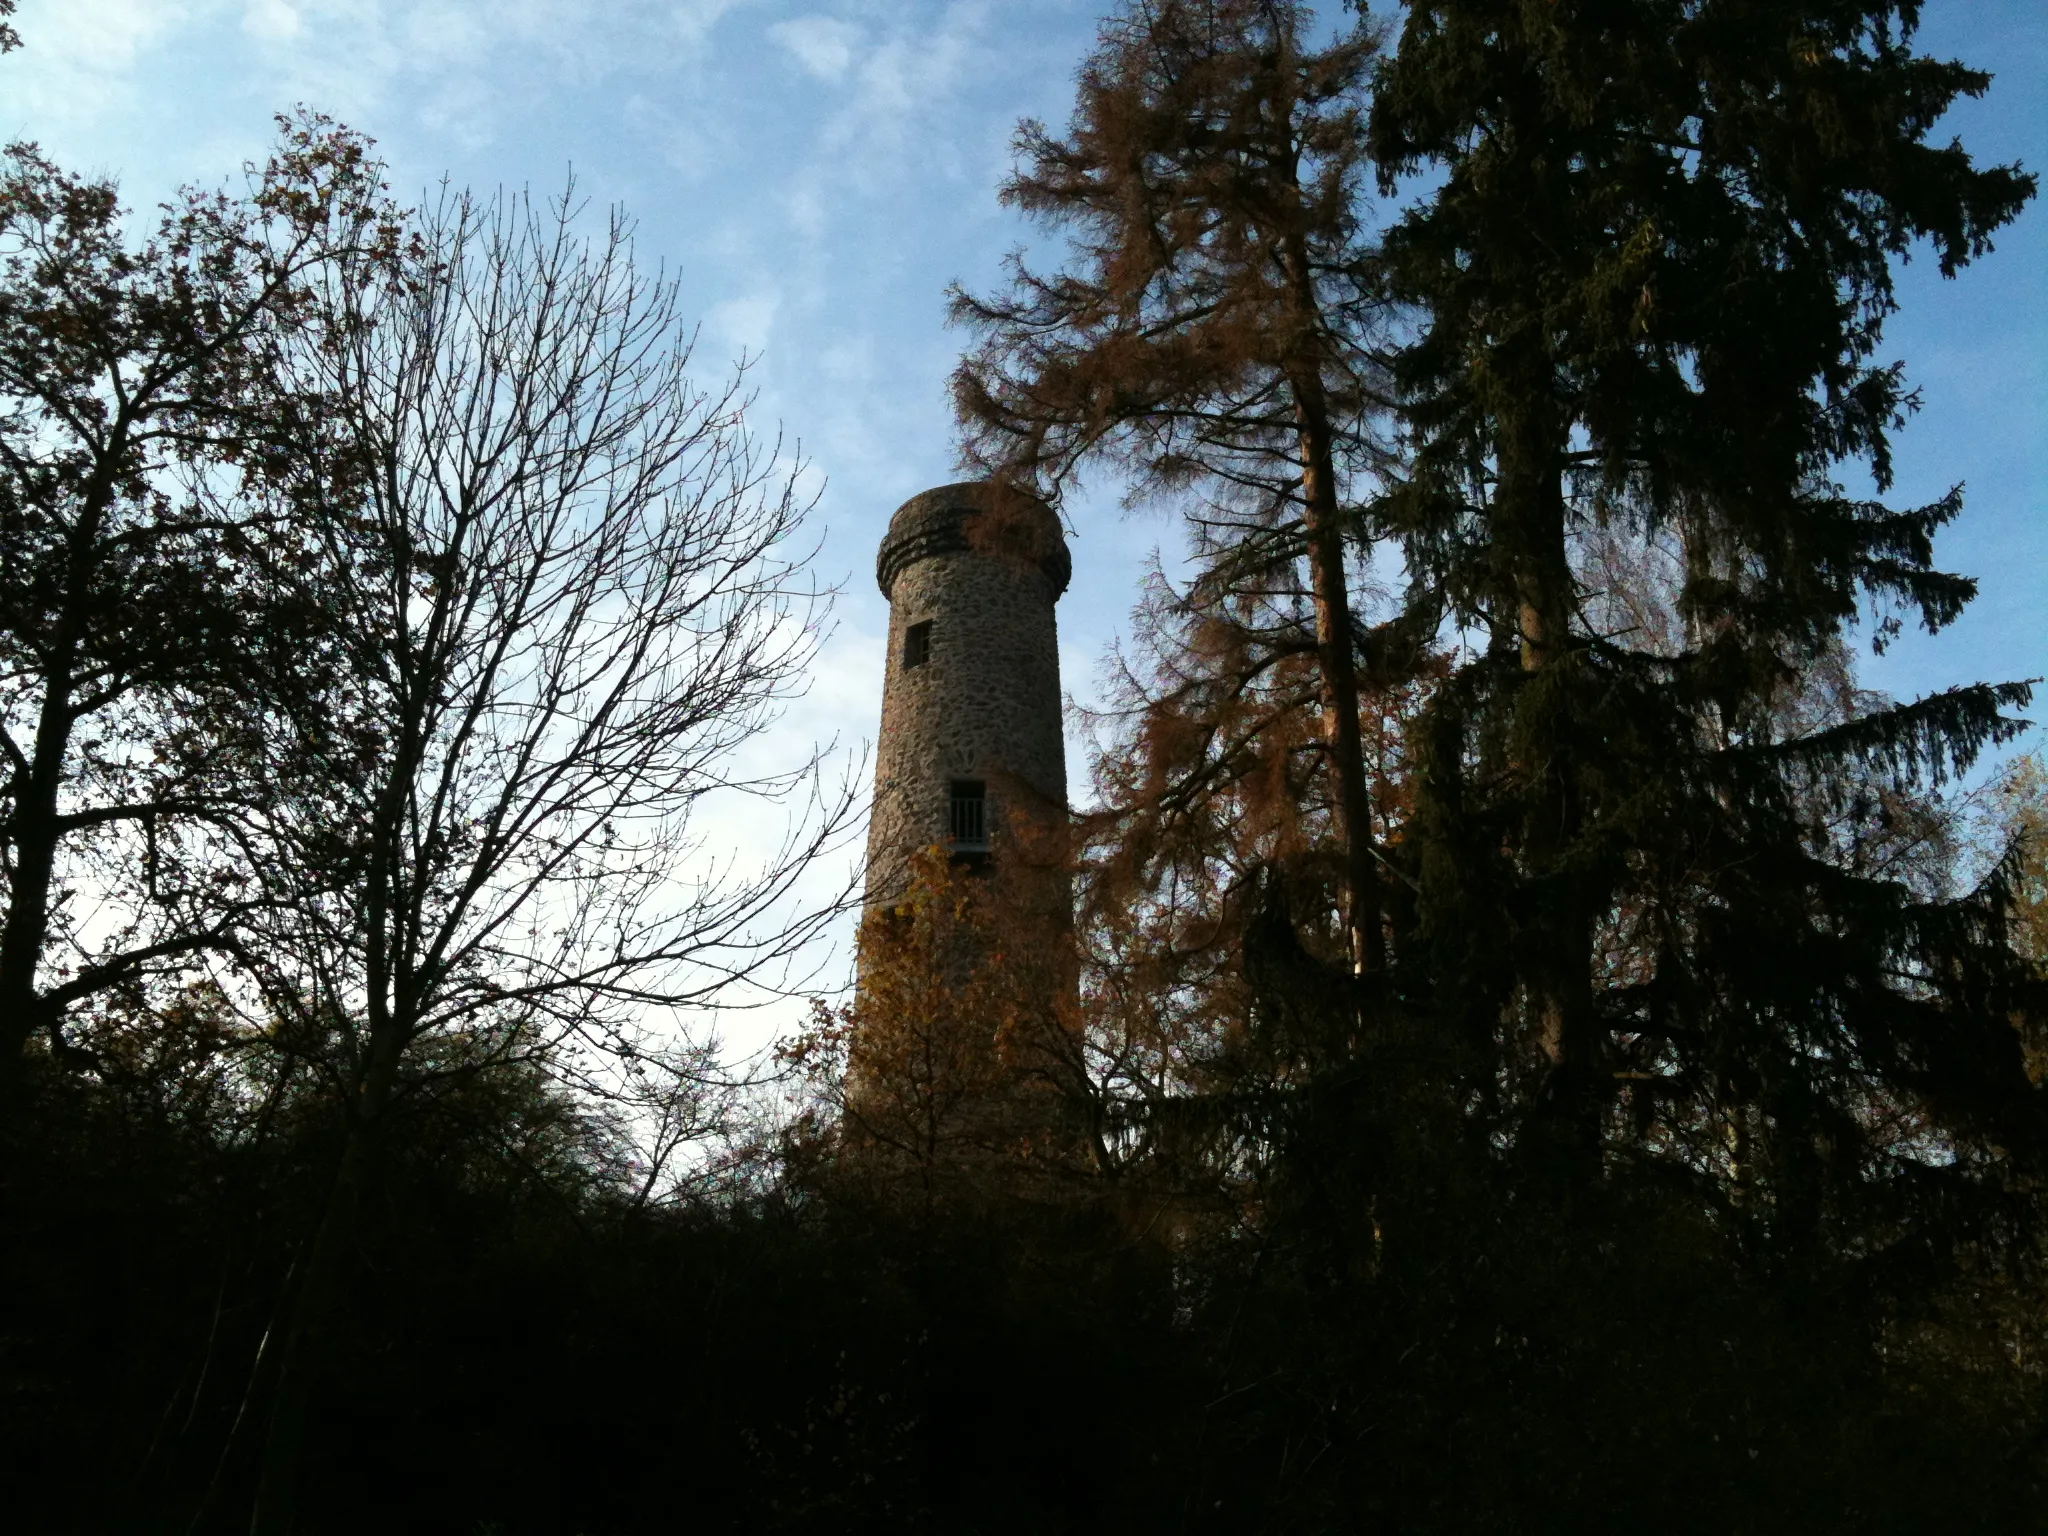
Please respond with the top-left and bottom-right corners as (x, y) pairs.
(903, 620), (932, 670)
(949, 780), (987, 850)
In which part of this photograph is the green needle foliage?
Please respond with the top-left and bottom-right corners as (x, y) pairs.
(1365, 0), (2045, 1217)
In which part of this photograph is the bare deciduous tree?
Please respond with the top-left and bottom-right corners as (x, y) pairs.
(243, 184), (856, 1534)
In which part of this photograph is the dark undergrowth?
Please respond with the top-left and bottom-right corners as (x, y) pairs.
(5, 1056), (2041, 1536)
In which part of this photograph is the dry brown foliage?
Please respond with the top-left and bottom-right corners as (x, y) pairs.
(788, 848), (1088, 1213)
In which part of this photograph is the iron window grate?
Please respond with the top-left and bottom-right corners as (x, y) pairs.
(903, 620), (932, 670)
(949, 780), (987, 849)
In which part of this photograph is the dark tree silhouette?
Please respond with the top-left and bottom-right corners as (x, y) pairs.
(0, 120), (400, 1089)
(238, 183), (857, 1533)
(4, 7), (2046, 1533)
(1368, 0), (2042, 1191)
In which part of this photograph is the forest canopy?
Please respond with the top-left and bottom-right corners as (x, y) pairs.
(3, 2), (2045, 1532)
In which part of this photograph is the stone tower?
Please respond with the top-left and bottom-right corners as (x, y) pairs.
(864, 480), (1071, 922)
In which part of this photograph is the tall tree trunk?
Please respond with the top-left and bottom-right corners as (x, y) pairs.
(0, 695), (70, 1065)
(247, 1004), (408, 1536)
(251, 709), (418, 1535)
(1497, 373), (1599, 1178)
(0, 479), (110, 1080)
(1295, 382), (1386, 978)
(1281, 208), (1385, 981)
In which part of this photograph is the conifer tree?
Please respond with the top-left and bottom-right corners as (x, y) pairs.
(1366, 0), (2043, 1198)
(951, 0), (1399, 977)
(1070, 553), (1441, 1199)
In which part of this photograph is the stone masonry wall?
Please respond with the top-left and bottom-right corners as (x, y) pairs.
(864, 483), (1069, 917)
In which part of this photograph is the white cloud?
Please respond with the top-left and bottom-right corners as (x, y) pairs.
(23, 0), (190, 66)
(7, 0), (200, 127)
(401, 2), (490, 60)
(621, 90), (737, 185)
(706, 290), (780, 360)
(782, 179), (828, 242)
(220, 0), (690, 163)
(416, 72), (500, 152)
(816, 2), (990, 177)
(7, 0), (747, 171)
(668, 0), (752, 49)
(737, 0), (994, 281)
(768, 15), (861, 82)
(241, 0), (300, 41)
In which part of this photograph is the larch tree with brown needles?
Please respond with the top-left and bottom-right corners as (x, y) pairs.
(951, 0), (1399, 980)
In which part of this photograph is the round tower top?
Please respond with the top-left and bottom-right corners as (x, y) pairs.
(876, 480), (1070, 602)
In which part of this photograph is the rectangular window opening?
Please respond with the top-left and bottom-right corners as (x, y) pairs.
(903, 620), (932, 671)
(949, 779), (987, 850)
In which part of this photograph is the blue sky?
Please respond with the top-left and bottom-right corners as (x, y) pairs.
(5, 0), (2042, 1034)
